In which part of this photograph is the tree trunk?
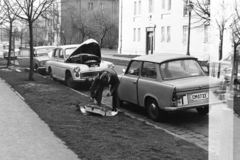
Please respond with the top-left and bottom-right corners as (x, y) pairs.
(230, 44), (237, 91)
(7, 22), (13, 67)
(28, 21), (34, 81)
(217, 30), (224, 78)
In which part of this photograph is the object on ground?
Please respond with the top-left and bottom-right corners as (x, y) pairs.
(79, 104), (118, 116)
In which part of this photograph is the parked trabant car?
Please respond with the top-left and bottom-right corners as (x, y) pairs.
(3, 44), (20, 60)
(118, 53), (222, 122)
(46, 39), (114, 88)
(17, 46), (56, 73)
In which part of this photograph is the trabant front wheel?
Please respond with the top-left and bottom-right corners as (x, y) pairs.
(66, 73), (78, 89)
(196, 106), (210, 115)
(147, 99), (168, 122)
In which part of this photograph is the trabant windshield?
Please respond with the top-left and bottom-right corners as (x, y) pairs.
(160, 59), (205, 80)
(65, 48), (77, 58)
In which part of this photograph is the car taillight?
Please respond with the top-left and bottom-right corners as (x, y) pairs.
(171, 87), (178, 107)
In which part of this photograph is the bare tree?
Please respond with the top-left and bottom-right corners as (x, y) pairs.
(229, 0), (240, 91)
(9, 0), (55, 81)
(187, 0), (211, 28)
(0, 0), (20, 67)
(71, 11), (93, 43)
(91, 10), (117, 47)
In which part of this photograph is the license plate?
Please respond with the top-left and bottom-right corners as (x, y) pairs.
(191, 93), (208, 100)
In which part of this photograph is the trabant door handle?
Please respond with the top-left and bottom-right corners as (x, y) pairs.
(132, 81), (137, 84)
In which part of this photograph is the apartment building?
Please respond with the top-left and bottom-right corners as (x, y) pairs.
(118, 0), (224, 60)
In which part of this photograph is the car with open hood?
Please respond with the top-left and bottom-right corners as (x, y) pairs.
(17, 46), (56, 73)
(118, 53), (222, 122)
(46, 39), (114, 88)
(3, 44), (20, 60)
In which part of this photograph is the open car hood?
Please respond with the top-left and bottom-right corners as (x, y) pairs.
(66, 39), (101, 61)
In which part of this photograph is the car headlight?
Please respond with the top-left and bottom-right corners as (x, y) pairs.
(40, 61), (46, 66)
(74, 67), (81, 73)
(108, 63), (114, 69)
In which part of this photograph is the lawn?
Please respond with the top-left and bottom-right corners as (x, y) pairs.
(0, 69), (208, 160)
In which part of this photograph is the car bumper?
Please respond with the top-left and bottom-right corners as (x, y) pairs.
(38, 66), (46, 69)
(164, 100), (224, 111)
(74, 77), (96, 82)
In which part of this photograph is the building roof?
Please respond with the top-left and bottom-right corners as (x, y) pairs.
(132, 53), (197, 63)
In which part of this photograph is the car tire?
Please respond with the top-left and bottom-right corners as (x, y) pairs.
(35, 64), (40, 73)
(146, 98), (168, 122)
(65, 72), (78, 89)
(119, 99), (124, 107)
(196, 106), (210, 115)
(49, 68), (57, 81)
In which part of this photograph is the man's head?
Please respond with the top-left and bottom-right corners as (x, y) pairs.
(100, 71), (110, 85)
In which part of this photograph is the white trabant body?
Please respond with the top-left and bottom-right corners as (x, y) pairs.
(118, 53), (223, 122)
(46, 39), (114, 88)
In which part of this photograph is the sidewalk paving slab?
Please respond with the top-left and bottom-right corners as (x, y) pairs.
(0, 79), (80, 160)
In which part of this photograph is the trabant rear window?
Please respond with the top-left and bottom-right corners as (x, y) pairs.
(160, 59), (205, 80)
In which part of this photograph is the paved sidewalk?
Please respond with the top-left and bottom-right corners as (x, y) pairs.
(0, 79), (79, 160)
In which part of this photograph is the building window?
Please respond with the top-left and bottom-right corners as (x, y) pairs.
(205, 0), (210, 5)
(167, 26), (171, 42)
(182, 25), (188, 43)
(162, 0), (165, 9)
(100, 3), (105, 11)
(183, 0), (187, 16)
(168, 0), (171, 10)
(204, 25), (209, 43)
(161, 27), (165, 42)
(88, 2), (93, 11)
(149, 0), (154, 13)
(133, 28), (136, 41)
(138, 28), (141, 41)
(134, 1), (137, 15)
(138, 0), (141, 15)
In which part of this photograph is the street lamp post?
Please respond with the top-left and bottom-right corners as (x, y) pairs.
(186, 1), (194, 56)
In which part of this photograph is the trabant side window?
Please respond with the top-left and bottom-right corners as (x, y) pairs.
(126, 61), (142, 76)
(160, 59), (205, 80)
(141, 62), (157, 79)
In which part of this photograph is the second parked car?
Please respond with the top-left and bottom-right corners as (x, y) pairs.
(46, 39), (114, 88)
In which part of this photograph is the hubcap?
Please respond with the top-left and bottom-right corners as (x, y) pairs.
(149, 103), (158, 118)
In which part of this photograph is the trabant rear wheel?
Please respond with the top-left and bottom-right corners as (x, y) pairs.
(147, 98), (168, 122)
(66, 73), (78, 89)
(196, 106), (210, 115)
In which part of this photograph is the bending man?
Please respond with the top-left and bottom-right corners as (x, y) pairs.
(90, 67), (120, 112)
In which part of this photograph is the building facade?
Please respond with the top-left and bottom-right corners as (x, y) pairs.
(118, 0), (223, 60)
(60, 0), (119, 46)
